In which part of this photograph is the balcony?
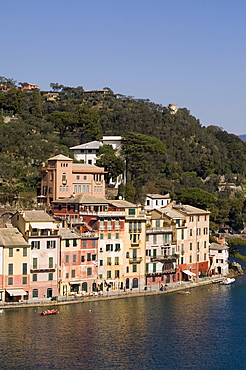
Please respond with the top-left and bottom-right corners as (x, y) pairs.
(30, 267), (56, 273)
(146, 227), (172, 234)
(129, 257), (143, 264)
(151, 254), (179, 263)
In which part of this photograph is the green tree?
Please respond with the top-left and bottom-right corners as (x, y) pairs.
(172, 187), (217, 210)
(96, 145), (125, 183)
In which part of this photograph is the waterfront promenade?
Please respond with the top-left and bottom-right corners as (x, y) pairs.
(0, 275), (227, 310)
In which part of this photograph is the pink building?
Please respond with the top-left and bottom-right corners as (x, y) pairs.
(11, 210), (60, 299)
(39, 154), (106, 205)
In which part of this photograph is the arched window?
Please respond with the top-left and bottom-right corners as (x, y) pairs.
(82, 282), (87, 292)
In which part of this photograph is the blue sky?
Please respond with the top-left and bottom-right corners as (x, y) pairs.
(2, 0), (246, 134)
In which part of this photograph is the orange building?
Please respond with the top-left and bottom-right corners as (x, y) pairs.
(39, 154), (106, 205)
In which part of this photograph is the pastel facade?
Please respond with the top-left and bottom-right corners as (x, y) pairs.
(145, 209), (180, 286)
(209, 243), (229, 276)
(11, 210), (60, 299)
(40, 154), (106, 205)
(171, 203), (210, 279)
(0, 226), (29, 302)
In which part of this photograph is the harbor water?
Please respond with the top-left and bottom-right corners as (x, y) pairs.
(1, 250), (246, 369)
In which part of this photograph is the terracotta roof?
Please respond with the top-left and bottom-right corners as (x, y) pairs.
(53, 194), (109, 204)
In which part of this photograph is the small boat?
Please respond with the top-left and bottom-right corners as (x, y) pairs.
(178, 291), (190, 295)
(220, 278), (235, 285)
(39, 309), (59, 316)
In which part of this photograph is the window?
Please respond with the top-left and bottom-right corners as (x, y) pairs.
(22, 263), (27, 275)
(87, 268), (92, 276)
(71, 270), (75, 278)
(146, 263), (149, 272)
(47, 240), (56, 249)
(146, 234), (149, 242)
(190, 216), (194, 222)
(126, 252), (129, 258)
(81, 256), (85, 262)
(197, 254), (200, 262)
(133, 264), (137, 273)
(152, 276), (156, 282)
(8, 277), (13, 285)
(92, 254), (96, 261)
(204, 227), (208, 235)
(197, 216), (200, 222)
(66, 273), (69, 279)
(65, 255), (69, 263)
(22, 277), (27, 285)
(100, 260), (103, 266)
(66, 240), (70, 248)
(153, 263), (156, 273)
(107, 271), (111, 278)
(32, 289), (38, 298)
(48, 273), (53, 281)
(153, 249), (157, 258)
(87, 253), (91, 261)
(49, 257), (53, 268)
(128, 209), (135, 216)
(23, 247), (27, 257)
(9, 248), (13, 257)
(41, 229), (48, 236)
(126, 266), (129, 273)
(196, 228), (201, 236)
(107, 257), (111, 266)
(115, 244), (120, 251)
(204, 241), (207, 248)
(156, 220), (160, 228)
(58, 204), (62, 211)
(33, 274), (37, 282)
(92, 239), (96, 247)
(8, 263), (13, 275)
(190, 255), (192, 263)
(73, 255), (77, 263)
(100, 233), (103, 239)
(153, 235), (157, 244)
(31, 241), (40, 249)
(204, 253), (207, 261)
(115, 270), (120, 278)
(181, 229), (184, 239)
(33, 258), (38, 269)
(115, 257), (119, 265)
(197, 242), (200, 251)
(190, 243), (192, 250)
(115, 233), (119, 239)
(83, 240), (87, 248)
(76, 175), (80, 181)
(190, 229), (192, 237)
(72, 239), (77, 247)
(108, 233), (111, 239)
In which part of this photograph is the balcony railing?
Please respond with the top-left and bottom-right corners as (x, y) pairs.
(129, 257), (143, 264)
(151, 254), (179, 262)
(146, 227), (172, 234)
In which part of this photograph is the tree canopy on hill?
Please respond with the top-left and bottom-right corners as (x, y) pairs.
(1, 77), (246, 230)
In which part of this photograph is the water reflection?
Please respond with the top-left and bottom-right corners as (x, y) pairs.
(1, 280), (246, 369)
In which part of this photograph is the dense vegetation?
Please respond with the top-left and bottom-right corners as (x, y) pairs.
(1, 76), (246, 231)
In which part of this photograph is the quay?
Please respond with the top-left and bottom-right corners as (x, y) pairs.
(0, 275), (230, 310)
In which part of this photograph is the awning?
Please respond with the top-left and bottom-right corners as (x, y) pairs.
(6, 289), (27, 296)
(69, 280), (83, 285)
(182, 270), (196, 277)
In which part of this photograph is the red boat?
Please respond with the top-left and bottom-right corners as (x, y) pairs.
(39, 309), (59, 316)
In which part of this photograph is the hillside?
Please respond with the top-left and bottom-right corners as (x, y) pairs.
(0, 78), (246, 231)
